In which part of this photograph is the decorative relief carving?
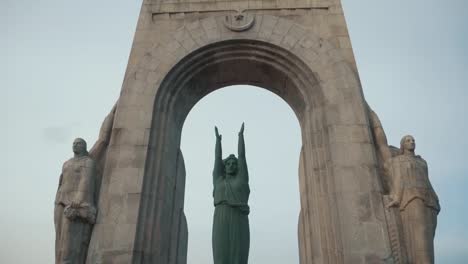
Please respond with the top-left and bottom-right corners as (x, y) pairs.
(223, 11), (255, 32)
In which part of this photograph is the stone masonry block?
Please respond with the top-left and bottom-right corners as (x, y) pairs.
(288, 24), (307, 40)
(332, 166), (359, 193)
(116, 146), (147, 169)
(328, 125), (371, 144)
(328, 141), (375, 167)
(261, 15), (279, 31)
(113, 106), (153, 129)
(112, 223), (137, 250)
(269, 33), (284, 45)
(363, 222), (389, 257)
(292, 46), (319, 65)
(110, 128), (146, 147)
(107, 167), (141, 195)
(273, 18), (293, 35)
(106, 194), (124, 223)
(124, 193), (142, 224)
(201, 16), (217, 31)
(248, 0), (263, 9)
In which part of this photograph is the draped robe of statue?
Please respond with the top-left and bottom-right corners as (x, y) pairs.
(54, 103), (116, 264)
(368, 107), (440, 264)
(55, 145), (97, 263)
(212, 127), (250, 264)
(385, 152), (440, 263)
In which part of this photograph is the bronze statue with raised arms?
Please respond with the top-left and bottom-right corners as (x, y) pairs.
(212, 123), (250, 264)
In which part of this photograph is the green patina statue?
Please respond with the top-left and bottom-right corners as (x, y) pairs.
(212, 123), (250, 264)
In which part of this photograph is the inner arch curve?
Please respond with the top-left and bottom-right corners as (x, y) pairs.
(154, 39), (324, 129)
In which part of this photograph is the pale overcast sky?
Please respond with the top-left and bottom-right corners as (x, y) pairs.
(3, 1), (468, 263)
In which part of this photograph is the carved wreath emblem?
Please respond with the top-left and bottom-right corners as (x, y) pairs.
(224, 11), (255, 32)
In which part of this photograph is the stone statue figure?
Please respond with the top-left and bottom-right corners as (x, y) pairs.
(369, 108), (440, 264)
(212, 123), (250, 264)
(54, 138), (97, 263)
(55, 103), (117, 264)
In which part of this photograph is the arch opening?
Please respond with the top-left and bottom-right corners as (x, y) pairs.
(135, 38), (341, 263)
(181, 85), (301, 263)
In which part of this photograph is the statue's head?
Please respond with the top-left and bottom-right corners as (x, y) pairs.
(223, 154), (238, 176)
(400, 135), (416, 154)
(72, 138), (88, 156)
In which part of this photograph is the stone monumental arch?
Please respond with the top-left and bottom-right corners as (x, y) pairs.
(54, 0), (440, 263)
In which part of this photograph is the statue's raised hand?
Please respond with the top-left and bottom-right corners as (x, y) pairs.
(239, 122), (245, 136)
(215, 126), (222, 141)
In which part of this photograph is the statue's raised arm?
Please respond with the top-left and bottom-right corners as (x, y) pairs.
(88, 101), (118, 206)
(368, 105), (401, 205)
(89, 101), (117, 159)
(213, 126), (223, 184)
(368, 105), (392, 163)
(237, 123), (248, 183)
